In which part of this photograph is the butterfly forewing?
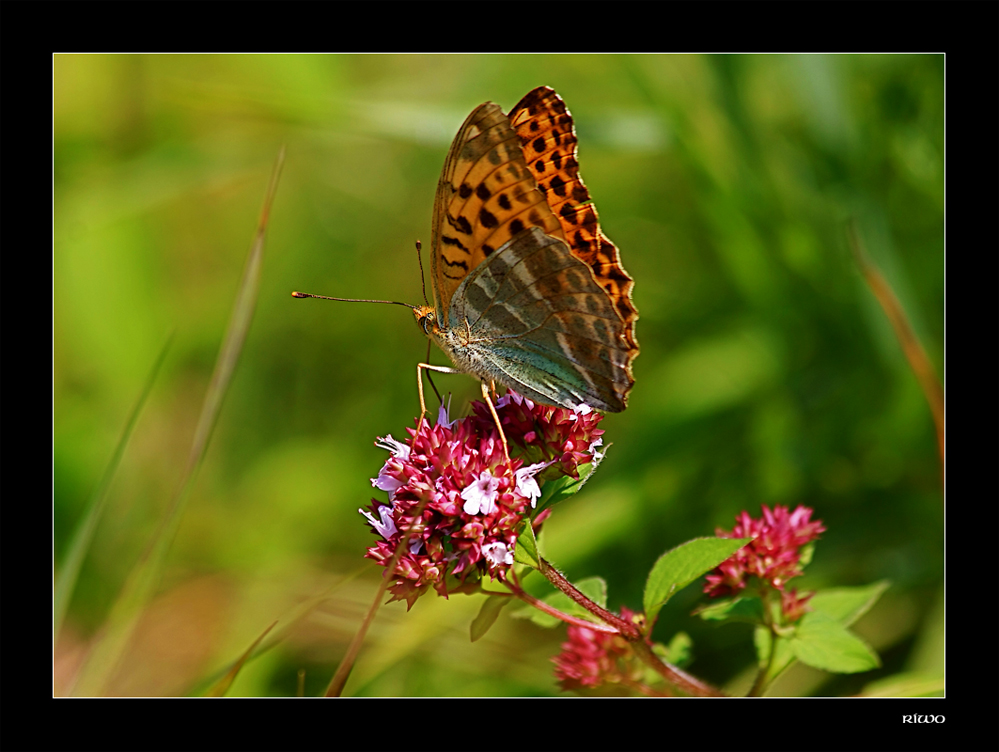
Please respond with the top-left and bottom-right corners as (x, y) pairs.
(509, 87), (639, 351)
(431, 102), (562, 318)
(509, 87), (591, 219)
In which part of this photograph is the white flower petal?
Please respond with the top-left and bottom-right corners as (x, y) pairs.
(359, 505), (397, 539)
(375, 434), (410, 460)
(514, 461), (552, 507)
(589, 437), (606, 462)
(460, 470), (500, 515)
(482, 541), (514, 567)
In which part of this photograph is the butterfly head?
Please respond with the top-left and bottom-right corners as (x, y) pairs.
(414, 305), (439, 337)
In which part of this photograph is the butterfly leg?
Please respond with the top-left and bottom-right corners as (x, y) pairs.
(416, 362), (463, 430)
(414, 364), (511, 464)
(480, 380), (511, 464)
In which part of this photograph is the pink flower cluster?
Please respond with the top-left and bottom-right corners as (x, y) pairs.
(472, 391), (605, 479)
(361, 390), (604, 609)
(552, 607), (641, 692)
(704, 505), (826, 620)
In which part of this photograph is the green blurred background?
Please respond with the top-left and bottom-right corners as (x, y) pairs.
(54, 54), (943, 697)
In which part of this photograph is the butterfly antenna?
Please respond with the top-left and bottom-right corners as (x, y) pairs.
(291, 291), (416, 310)
(415, 240), (430, 307)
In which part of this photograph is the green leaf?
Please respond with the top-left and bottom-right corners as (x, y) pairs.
(859, 672), (944, 698)
(513, 520), (540, 569)
(470, 595), (510, 642)
(751, 582), (890, 690)
(533, 445), (607, 516)
(789, 612), (881, 674)
(798, 541), (815, 568)
(643, 537), (752, 623)
(662, 631), (694, 667)
(809, 581), (890, 626)
(695, 595), (764, 623)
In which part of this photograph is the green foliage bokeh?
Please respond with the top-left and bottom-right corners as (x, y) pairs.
(54, 54), (942, 697)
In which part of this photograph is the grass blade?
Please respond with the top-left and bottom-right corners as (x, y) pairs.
(848, 222), (944, 478)
(203, 621), (278, 697)
(54, 330), (174, 640)
(324, 496), (431, 697)
(188, 564), (369, 696)
(69, 147), (285, 696)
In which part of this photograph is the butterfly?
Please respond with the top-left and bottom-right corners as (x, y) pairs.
(413, 87), (639, 421)
(292, 87), (638, 458)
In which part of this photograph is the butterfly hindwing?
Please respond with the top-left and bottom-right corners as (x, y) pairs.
(448, 227), (632, 411)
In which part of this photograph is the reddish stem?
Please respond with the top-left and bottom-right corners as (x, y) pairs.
(504, 578), (619, 634)
(538, 556), (725, 697)
(538, 558), (641, 639)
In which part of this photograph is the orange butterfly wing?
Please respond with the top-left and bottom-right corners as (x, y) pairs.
(430, 100), (562, 317)
(508, 87), (639, 352)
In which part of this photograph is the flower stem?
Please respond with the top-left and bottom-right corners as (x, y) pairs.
(504, 575), (618, 633)
(538, 556), (725, 697)
(630, 640), (726, 697)
(747, 626), (779, 697)
(538, 557), (640, 638)
(621, 676), (674, 697)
